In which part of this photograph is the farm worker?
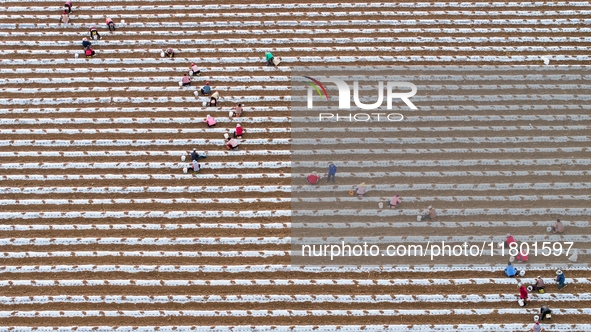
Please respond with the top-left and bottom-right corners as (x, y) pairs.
(106, 17), (116, 31)
(529, 319), (543, 332)
(540, 305), (552, 321)
(307, 171), (320, 184)
(519, 283), (530, 306)
(226, 138), (239, 150)
(200, 82), (211, 95)
(389, 193), (401, 209)
(233, 124), (243, 138)
(64, 0), (73, 14)
(188, 148), (206, 161)
(504, 260), (518, 277)
(85, 47), (95, 57)
(327, 162), (337, 183)
(208, 91), (220, 106)
(555, 270), (567, 290)
(552, 219), (564, 234)
(181, 74), (191, 86)
(89, 25), (101, 39)
(59, 11), (70, 25)
(82, 37), (91, 49)
(191, 160), (200, 173)
(163, 48), (174, 58)
(355, 182), (367, 197)
(265, 52), (275, 66)
(231, 104), (243, 117)
(189, 63), (200, 76)
(420, 206), (437, 221)
(531, 276), (545, 293)
(504, 233), (516, 250)
(516, 248), (529, 262)
(204, 114), (216, 128)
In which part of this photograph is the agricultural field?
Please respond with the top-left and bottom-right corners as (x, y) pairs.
(0, 0), (590, 331)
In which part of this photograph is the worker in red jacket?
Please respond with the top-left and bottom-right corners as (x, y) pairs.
(504, 233), (516, 250)
(106, 17), (116, 32)
(85, 47), (95, 57)
(307, 171), (321, 184)
(189, 63), (200, 76)
(233, 124), (243, 138)
(519, 283), (530, 306)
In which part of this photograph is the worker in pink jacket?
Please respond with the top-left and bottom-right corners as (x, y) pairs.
(355, 183), (367, 197)
(189, 63), (200, 76)
(226, 138), (239, 150)
(389, 193), (401, 209)
(180, 74), (191, 86)
(106, 17), (116, 31)
(204, 114), (216, 128)
(64, 0), (73, 14)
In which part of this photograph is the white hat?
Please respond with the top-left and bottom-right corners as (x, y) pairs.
(193, 148), (196, 151)
(428, 205), (432, 209)
(183, 167), (188, 174)
(534, 315), (539, 322)
(520, 270), (526, 277)
(312, 171), (317, 175)
(237, 123), (241, 127)
(556, 269), (563, 275)
(207, 114), (211, 118)
(517, 283), (522, 287)
(507, 233), (511, 238)
(509, 256), (515, 263)
(180, 155), (186, 162)
(537, 276), (541, 279)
